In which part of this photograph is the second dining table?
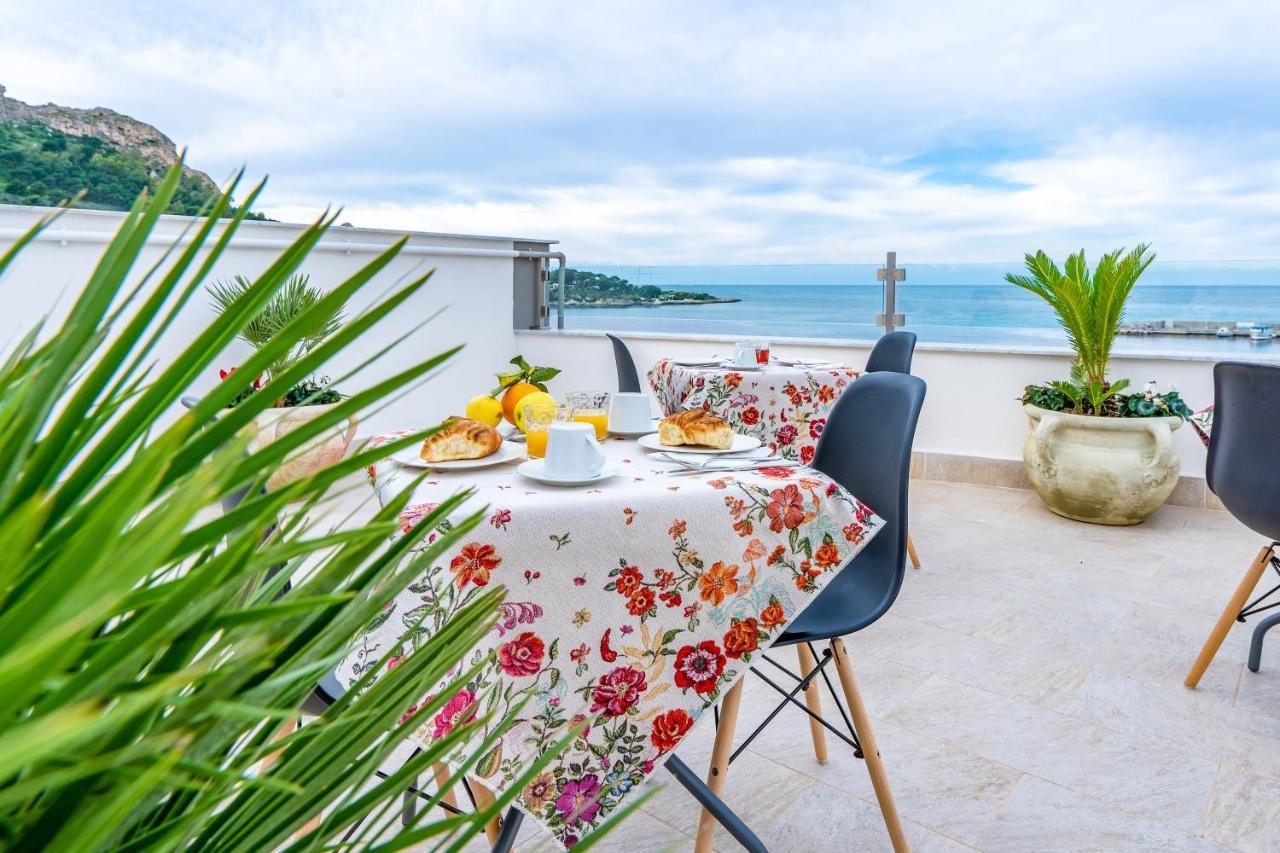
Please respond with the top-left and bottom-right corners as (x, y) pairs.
(648, 357), (861, 464)
(336, 429), (882, 848)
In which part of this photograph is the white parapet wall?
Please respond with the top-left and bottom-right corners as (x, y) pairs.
(0, 205), (552, 436)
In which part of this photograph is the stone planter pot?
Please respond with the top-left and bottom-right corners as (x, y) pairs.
(250, 403), (358, 491)
(1022, 403), (1182, 525)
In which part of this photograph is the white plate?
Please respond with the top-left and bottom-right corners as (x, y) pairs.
(392, 442), (524, 471)
(637, 432), (763, 455)
(776, 358), (842, 369)
(718, 362), (764, 371)
(517, 459), (621, 487)
(671, 358), (722, 367)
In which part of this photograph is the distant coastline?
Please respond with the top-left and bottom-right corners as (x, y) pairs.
(564, 297), (740, 308)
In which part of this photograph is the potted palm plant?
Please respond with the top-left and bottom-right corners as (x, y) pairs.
(1008, 245), (1192, 524)
(208, 273), (356, 488)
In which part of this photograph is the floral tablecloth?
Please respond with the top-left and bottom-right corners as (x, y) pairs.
(647, 358), (861, 463)
(336, 433), (881, 848)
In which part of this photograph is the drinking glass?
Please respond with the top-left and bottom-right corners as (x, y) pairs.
(565, 391), (611, 440)
(755, 340), (771, 365)
(524, 403), (567, 458)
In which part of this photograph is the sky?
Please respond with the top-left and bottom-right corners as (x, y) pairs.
(2, 0), (1280, 264)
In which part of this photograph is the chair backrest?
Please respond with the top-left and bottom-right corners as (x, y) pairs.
(811, 371), (926, 631)
(1206, 361), (1280, 541)
(606, 333), (642, 393)
(864, 331), (917, 375)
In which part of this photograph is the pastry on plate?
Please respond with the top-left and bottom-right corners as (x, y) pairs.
(420, 417), (502, 462)
(658, 409), (733, 449)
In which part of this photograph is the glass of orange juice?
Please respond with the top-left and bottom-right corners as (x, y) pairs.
(524, 403), (566, 458)
(566, 391), (610, 440)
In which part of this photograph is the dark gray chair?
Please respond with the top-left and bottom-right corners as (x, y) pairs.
(865, 331), (917, 375)
(863, 331), (923, 569)
(700, 371), (925, 853)
(1184, 362), (1280, 686)
(606, 333), (642, 393)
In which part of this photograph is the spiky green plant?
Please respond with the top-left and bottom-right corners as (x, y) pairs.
(1006, 245), (1154, 415)
(0, 160), (629, 850)
(208, 272), (345, 403)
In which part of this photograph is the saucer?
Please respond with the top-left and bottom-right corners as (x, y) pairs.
(609, 417), (661, 438)
(517, 459), (621, 487)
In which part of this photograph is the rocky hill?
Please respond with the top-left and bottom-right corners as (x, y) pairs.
(0, 84), (254, 216)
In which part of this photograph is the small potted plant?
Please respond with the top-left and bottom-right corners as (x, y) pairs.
(1008, 245), (1193, 524)
(208, 273), (356, 488)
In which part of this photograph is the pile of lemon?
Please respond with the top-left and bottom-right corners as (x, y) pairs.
(466, 382), (555, 432)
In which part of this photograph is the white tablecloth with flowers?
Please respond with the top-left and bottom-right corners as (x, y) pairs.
(336, 433), (881, 848)
(647, 358), (861, 464)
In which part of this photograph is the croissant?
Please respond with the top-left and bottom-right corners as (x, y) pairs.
(658, 409), (733, 449)
(420, 417), (502, 462)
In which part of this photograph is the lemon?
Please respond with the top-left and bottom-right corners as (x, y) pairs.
(513, 391), (557, 432)
(465, 394), (503, 426)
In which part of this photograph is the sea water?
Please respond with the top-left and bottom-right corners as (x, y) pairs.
(562, 282), (1280, 358)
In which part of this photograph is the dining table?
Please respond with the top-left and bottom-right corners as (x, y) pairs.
(335, 429), (883, 848)
(647, 357), (861, 464)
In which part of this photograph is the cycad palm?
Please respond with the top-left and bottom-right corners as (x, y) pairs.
(1007, 245), (1154, 413)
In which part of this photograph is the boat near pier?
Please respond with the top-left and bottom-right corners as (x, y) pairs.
(1120, 320), (1276, 341)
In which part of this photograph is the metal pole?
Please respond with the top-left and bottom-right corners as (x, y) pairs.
(875, 251), (906, 334)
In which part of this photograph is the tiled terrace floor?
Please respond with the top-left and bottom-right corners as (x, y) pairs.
(462, 480), (1279, 852)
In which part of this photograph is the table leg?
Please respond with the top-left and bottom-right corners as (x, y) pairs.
(695, 678), (744, 853)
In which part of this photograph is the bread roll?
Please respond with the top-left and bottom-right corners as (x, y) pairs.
(658, 409), (733, 449)
(420, 417), (502, 462)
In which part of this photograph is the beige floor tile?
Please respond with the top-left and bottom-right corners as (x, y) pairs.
(889, 675), (1219, 834)
(979, 776), (1229, 852)
(1203, 765), (1280, 853)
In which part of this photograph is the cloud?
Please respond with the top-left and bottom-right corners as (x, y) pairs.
(2, 0), (1279, 261)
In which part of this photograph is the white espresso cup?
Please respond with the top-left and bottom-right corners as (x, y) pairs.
(609, 391), (653, 433)
(544, 421), (606, 479)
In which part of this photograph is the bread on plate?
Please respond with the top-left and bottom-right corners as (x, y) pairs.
(420, 417), (502, 462)
(658, 409), (733, 449)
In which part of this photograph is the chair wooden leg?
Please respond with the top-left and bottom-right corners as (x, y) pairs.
(796, 644), (828, 763)
(695, 678), (744, 853)
(470, 781), (503, 845)
(432, 762), (459, 811)
(906, 533), (922, 569)
(1186, 545), (1276, 688)
(830, 638), (909, 853)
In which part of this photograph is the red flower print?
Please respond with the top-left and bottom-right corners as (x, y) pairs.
(623, 507), (636, 525)
(757, 466), (794, 479)
(776, 424), (798, 446)
(842, 521), (864, 542)
(669, 519), (687, 538)
(590, 666), (647, 716)
(766, 485), (806, 533)
(726, 372), (743, 388)
(815, 541), (841, 569)
(674, 640), (726, 694)
(497, 631), (545, 677)
(615, 565), (643, 596)
(698, 561), (740, 606)
(760, 601), (786, 628)
(809, 418), (826, 440)
(650, 708), (695, 752)
(574, 575), (587, 586)
(660, 589), (683, 607)
(723, 617), (761, 658)
(449, 543), (501, 587)
(733, 518), (753, 537)
(826, 481), (838, 496)
(818, 385), (835, 403)
(655, 568), (676, 589)
(684, 602), (702, 619)
(627, 586), (655, 616)
(489, 508), (511, 529)
(570, 643), (590, 663)
(741, 406), (760, 425)
(767, 545), (786, 565)
(600, 628), (618, 662)
(432, 689), (478, 740)
(800, 445), (815, 464)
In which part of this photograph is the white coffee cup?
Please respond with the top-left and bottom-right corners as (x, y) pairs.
(609, 392), (653, 433)
(731, 341), (755, 367)
(544, 422), (606, 479)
